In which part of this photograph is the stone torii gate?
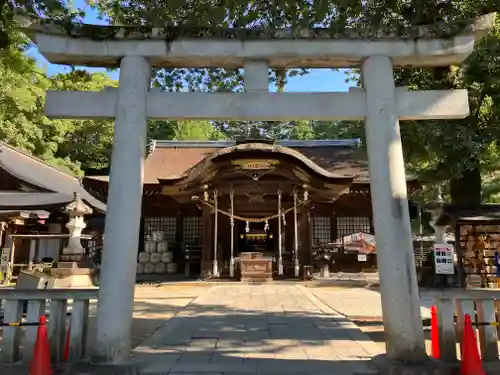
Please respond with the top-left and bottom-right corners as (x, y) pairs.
(28, 13), (495, 370)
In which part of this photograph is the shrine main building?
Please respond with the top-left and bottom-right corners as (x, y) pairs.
(84, 135), (420, 280)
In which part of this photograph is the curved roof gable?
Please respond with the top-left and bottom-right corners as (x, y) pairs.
(0, 141), (106, 211)
(159, 142), (355, 185)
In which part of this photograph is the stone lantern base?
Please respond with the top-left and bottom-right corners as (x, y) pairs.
(50, 260), (96, 288)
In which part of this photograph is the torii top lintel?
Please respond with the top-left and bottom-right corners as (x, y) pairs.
(26, 13), (496, 69)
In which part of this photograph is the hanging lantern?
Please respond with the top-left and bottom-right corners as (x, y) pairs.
(245, 221), (250, 233)
(303, 190), (309, 202)
(264, 220), (269, 232)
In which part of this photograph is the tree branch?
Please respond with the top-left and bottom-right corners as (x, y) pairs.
(473, 87), (487, 119)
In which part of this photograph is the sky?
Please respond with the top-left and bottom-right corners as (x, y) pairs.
(26, 1), (353, 93)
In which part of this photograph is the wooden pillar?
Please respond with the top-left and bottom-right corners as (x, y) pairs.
(299, 204), (312, 267)
(175, 212), (183, 274)
(331, 210), (337, 243)
(201, 205), (213, 277)
(277, 190), (283, 276)
(0, 221), (6, 249)
(455, 223), (465, 288)
(229, 189), (235, 278)
(293, 190), (299, 277)
(213, 190), (219, 277)
(1, 221), (10, 284)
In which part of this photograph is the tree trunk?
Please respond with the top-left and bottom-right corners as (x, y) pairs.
(449, 164), (482, 206)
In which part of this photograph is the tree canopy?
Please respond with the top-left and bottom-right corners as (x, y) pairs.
(1, 0), (499, 206)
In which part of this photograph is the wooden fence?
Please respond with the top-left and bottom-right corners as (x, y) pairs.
(421, 289), (500, 363)
(0, 289), (98, 364)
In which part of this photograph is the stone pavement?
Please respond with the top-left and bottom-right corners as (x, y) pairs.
(307, 287), (432, 320)
(133, 285), (382, 375)
(86, 284), (210, 351)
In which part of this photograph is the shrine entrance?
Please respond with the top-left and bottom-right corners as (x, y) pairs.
(161, 139), (352, 280)
(237, 219), (276, 254)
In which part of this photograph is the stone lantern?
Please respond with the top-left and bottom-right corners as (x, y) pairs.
(60, 193), (93, 262)
(50, 193), (96, 287)
(426, 187), (449, 244)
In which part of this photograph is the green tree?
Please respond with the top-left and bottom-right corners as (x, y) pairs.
(172, 120), (227, 140)
(290, 121), (314, 140)
(0, 0), (81, 49)
(49, 70), (118, 174)
(0, 48), (84, 174)
(340, 4), (500, 205)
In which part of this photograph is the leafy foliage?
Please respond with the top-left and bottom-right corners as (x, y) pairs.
(2, 0), (500, 207)
(0, 0), (83, 49)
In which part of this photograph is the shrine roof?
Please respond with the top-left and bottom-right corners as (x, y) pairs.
(0, 209), (51, 220)
(24, 13), (496, 68)
(85, 139), (418, 185)
(0, 141), (106, 212)
(433, 204), (500, 226)
(0, 192), (88, 211)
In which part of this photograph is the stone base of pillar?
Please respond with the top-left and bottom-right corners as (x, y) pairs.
(278, 260), (283, 276)
(229, 258), (235, 278)
(294, 262), (299, 278)
(372, 355), (450, 375)
(212, 260), (219, 278)
(320, 264), (330, 278)
(200, 261), (212, 279)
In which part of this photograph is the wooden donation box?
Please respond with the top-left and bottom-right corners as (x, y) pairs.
(240, 252), (273, 282)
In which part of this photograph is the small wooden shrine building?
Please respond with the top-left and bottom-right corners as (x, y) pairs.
(84, 136), (421, 279)
(0, 141), (105, 276)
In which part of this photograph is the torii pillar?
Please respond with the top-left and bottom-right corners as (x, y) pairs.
(29, 13), (496, 371)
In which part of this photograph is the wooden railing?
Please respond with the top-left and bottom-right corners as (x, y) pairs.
(0, 289), (98, 364)
(421, 289), (500, 363)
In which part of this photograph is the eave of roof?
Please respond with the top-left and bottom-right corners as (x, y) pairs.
(0, 192), (105, 213)
(152, 139), (361, 148)
(85, 138), (420, 186)
(0, 210), (51, 219)
(433, 204), (500, 226)
(0, 141), (106, 211)
(167, 142), (355, 183)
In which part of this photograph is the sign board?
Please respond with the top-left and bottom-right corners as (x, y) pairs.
(433, 244), (455, 275)
(357, 254), (367, 262)
(342, 232), (376, 246)
(232, 159), (279, 170)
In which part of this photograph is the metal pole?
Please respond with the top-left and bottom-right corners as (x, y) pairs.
(213, 190), (219, 277)
(230, 188), (235, 278)
(278, 189), (283, 276)
(293, 190), (299, 277)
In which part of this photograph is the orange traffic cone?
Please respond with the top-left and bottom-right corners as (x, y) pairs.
(63, 323), (71, 362)
(29, 315), (52, 375)
(430, 305), (440, 359)
(460, 314), (485, 375)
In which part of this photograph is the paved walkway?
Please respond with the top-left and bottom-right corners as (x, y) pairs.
(86, 284), (210, 351)
(307, 287), (432, 320)
(133, 285), (382, 375)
